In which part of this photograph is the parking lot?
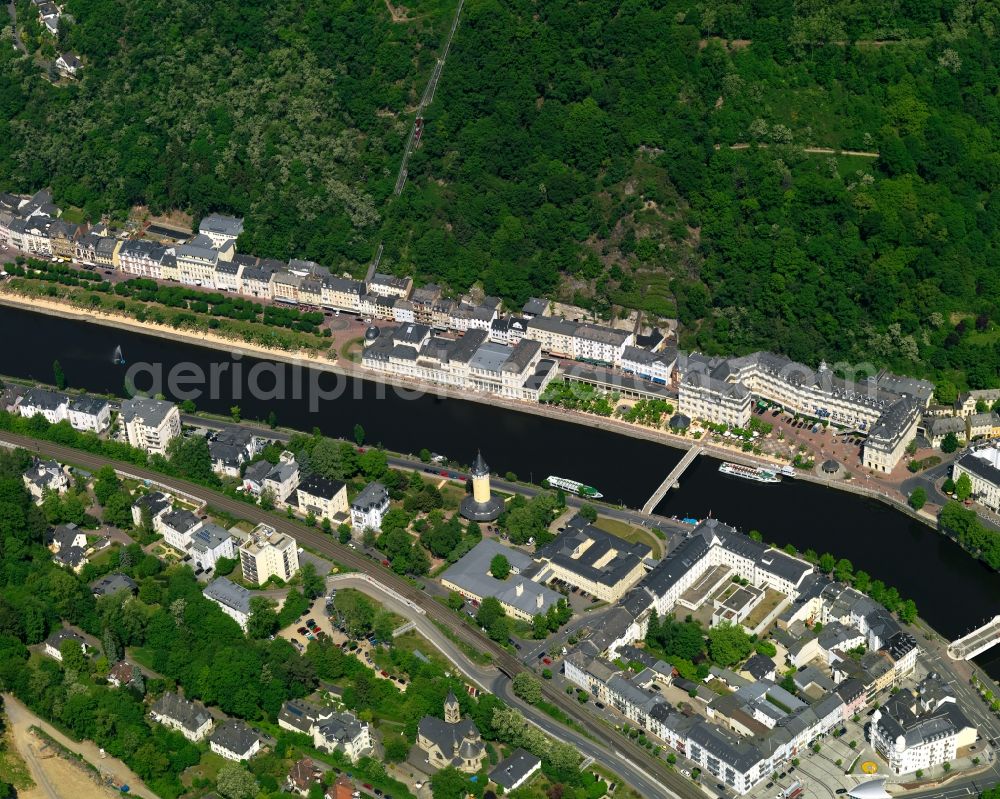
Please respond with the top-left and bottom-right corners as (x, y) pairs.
(275, 596), (409, 693)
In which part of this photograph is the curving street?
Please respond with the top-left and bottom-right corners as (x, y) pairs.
(0, 430), (704, 799)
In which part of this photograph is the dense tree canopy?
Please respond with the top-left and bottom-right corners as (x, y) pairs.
(4, 0), (1000, 387)
(0, 0), (450, 265)
(379, 0), (1000, 388)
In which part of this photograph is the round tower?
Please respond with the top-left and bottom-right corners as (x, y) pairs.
(471, 451), (491, 504)
(459, 449), (504, 522)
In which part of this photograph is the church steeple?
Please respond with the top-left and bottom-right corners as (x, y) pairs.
(444, 690), (460, 724)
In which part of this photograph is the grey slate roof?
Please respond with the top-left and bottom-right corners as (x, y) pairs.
(160, 508), (201, 535)
(189, 523), (232, 554)
(536, 514), (650, 588)
(489, 748), (541, 790)
(120, 397), (176, 427)
(203, 577), (251, 615)
(210, 720), (260, 756)
(91, 573), (138, 597)
(351, 482), (388, 512)
(21, 387), (68, 411)
(298, 474), (346, 501)
(440, 539), (562, 618)
(151, 692), (211, 733)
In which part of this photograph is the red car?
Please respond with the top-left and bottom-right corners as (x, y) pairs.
(380, 670), (389, 678)
(542, 657), (552, 665)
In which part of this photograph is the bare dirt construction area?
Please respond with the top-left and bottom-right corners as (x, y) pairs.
(9, 728), (112, 799)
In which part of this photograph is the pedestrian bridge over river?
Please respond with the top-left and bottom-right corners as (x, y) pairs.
(641, 446), (702, 514)
(948, 614), (1000, 660)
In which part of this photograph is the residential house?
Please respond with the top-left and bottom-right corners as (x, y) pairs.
(286, 758), (322, 796)
(870, 674), (976, 775)
(107, 661), (137, 688)
(55, 51), (82, 77)
(521, 297), (549, 318)
(158, 508), (204, 552)
(131, 491), (172, 528)
(91, 573), (138, 598)
(46, 522), (87, 554)
(239, 262), (276, 299)
(48, 218), (82, 258)
(265, 452), (301, 504)
(198, 214), (244, 248)
(44, 628), (89, 661)
(17, 387), (69, 424)
(189, 524), (236, 572)
(67, 395), (111, 433)
(367, 273), (412, 299)
(208, 428), (263, 478)
(203, 577), (252, 631)
(23, 458), (69, 501)
(621, 345), (677, 386)
(94, 236), (122, 268)
(490, 749), (541, 792)
(210, 720), (262, 761)
(272, 271), (303, 303)
(350, 481), (389, 532)
(118, 239), (167, 278)
(150, 692), (213, 741)
(296, 475), (349, 523)
(321, 276), (363, 312)
(176, 236), (228, 288)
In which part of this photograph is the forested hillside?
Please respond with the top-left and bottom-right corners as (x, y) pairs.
(380, 0), (1000, 393)
(2, 0), (1000, 390)
(0, 0), (452, 262)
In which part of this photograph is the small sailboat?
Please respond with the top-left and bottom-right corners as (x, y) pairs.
(113, 345), (125, 365)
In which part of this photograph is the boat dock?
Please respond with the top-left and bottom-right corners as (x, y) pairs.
(948, 614), (1000, 661)
(642, 446), (702, 514)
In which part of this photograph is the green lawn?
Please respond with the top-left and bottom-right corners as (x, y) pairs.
(592, 517), (663, 558)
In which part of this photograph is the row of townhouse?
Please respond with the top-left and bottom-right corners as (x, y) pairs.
(15, 387), (112, 432)
(4, 193), (663, 379)
(564, 637), (852, 794)
(521, 315), (635, 367)
(361, 324), (558, 402)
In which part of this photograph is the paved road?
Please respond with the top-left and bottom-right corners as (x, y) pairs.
(3, 694), (157, 799)
(0, 431), (703, 799)
(182, 413), (690, 539)
(6, 0), (27, 54)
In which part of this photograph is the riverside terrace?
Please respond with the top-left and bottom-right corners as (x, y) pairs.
(558, 518), (941, 795)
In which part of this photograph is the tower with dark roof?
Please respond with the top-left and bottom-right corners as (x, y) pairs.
(444, 690), (460, 724)
(460, 450), (504, 522)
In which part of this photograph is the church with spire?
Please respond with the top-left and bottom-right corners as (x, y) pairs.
(416, 691), (487, 773)
(459, 450), (504, 522)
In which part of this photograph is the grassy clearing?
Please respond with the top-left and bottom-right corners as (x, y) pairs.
(0, 730), (34, 790)
(592, 516), (663, 558)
